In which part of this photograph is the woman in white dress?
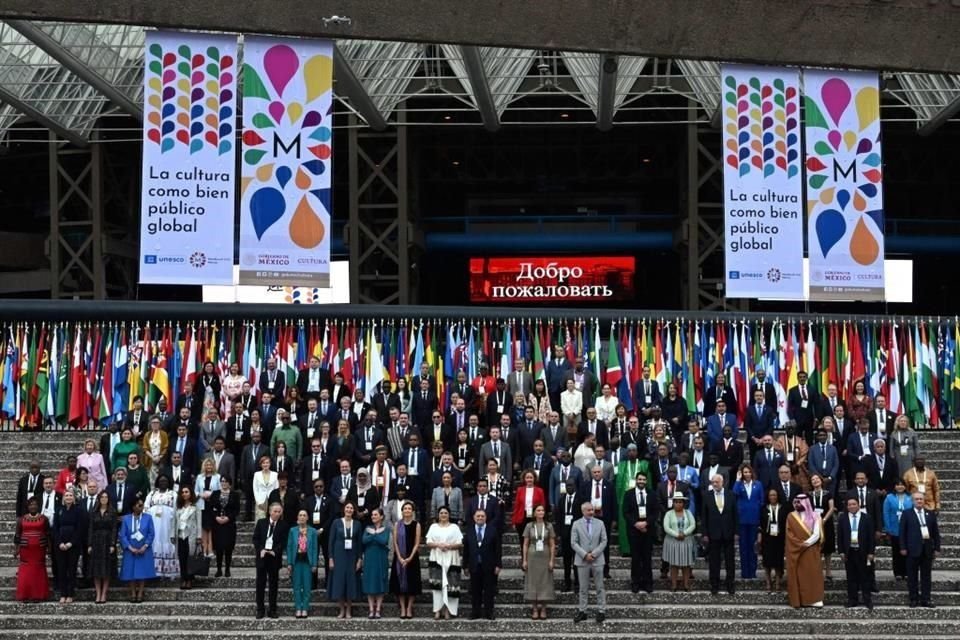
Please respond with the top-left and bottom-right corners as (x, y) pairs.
(144, 475), (179, 577)
(252, 455), (279, 521)
(425, 505), (463, 619)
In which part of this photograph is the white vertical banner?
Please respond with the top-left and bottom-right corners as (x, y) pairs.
(721, 64), (804, 299)
(139, 31), (237, 284)
(239, 36), (334, 287)
(803, 69), (885, 301)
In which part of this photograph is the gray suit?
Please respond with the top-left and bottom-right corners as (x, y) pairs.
(506, 371), (533, 398)
(478, 440), (513, 479)
(207, 450), (236, 484)
(585, 460), (614, 484)
(570, 514), (607, 613)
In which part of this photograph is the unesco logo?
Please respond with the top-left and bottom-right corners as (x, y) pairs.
(766, 268), (781, 283)
(144, 255), (157, 264)
(189, 252), (207, 268)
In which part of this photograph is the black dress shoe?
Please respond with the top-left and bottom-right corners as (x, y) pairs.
(224, 569), (231, 577)
(866, 603), (874, 611)
(256, 611), (265, 619)
(596, 612), (605, 624)
(215, 569), (223, 578)
(711, 589), (719, 596)
(645, 588), (654, 594)
(268, 611), (279, 619)
(486, 614), (496, 621)
(922, 602), (936, 609)
(845, 603), (856, 609)
(631, 585), (640, 594)
(727, 588), (736, 595)
(469, 614), (479, 620)
(573, 611), (587, 623)
(909, 601), (918, 608)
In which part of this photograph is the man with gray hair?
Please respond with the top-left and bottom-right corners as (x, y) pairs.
(571, 502), (607, 624)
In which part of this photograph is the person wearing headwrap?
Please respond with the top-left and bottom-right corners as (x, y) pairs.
(785, 493), (824, 608)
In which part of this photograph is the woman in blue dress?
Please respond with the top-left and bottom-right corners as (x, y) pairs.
(286, 509), (318, 618)
(362, 507), (391, 618)
(327, 501), (362, 619)
(118, 498), (156, 603)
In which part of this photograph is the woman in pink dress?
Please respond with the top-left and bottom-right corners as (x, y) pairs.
(77, 438), (108, 491)
(14, 497), (51, 601)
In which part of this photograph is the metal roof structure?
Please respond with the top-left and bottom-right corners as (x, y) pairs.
(1, 21), (960, 144)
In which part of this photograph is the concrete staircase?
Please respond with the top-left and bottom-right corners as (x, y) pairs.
(1, 430), (958, 639)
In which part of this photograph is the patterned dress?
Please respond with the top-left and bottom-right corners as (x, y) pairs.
(144, 489), (179, 577)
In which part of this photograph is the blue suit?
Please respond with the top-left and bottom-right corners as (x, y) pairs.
(705, 413), (738, 449)
(733, 480), (764, 579)
(674, 465), (700, 517)
(845, 431), (878, 476)
(807, 442), (840, 488)
(118, 512), (157, 580)
(751, 448), (785, 491)
(899, 507), (940, 605)
(548, 463), (583, 508)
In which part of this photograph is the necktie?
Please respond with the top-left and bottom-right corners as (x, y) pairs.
(767, 449), (772, 462)
(314, 455), (320, 470)
(594, 481), (600, 499)
(278, 458), (283, 472)
(118, 484), (124, 504)
(267, 522), (275, 540)
(477, 525), (483, 543)
(821, 444), (826, 458)
(178, 438), (185, 454)
(44, 494), (50, 511)
(783, 482), (789, 498)
(88, 496), (94, 510)
(494, 442), (500, 458)
(343, 475), (350, 489)
(480, 496), (486, 511)
(860, 488), (865, 506)
(801, 387), (807, 400)
(586, 518), (592, 537)
(918, 510), (926, 526)
(852, 514), (858, 534)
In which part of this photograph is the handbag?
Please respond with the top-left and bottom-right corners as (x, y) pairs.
(187, 551), (211, 577)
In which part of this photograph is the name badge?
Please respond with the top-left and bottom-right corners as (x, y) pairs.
(132, 531), (144, 542)
(344, 538), (353, 550)
(900, 444), (909, 457)
(525, 507), (533, 518)
(235, 429), (244, 440)
(357, 495), (365, 507)
(612, 466), (618, 475)
(559, 484), (567, 495)
(638, 505), (647, 520)
(375, 476), (385, 487)
(645, 395), (652, 404)
(800, 399), (808, 409)
(365, 441), (373, 450)
(535, 540), (544, 552)
(265, 537), (274, 551)
(409, 468), (418, 477)
(341, 488), (349, 497)
(896, 510), (902, 521)
(497, 405), (503, 414)
(917, 483), (926, 494)
(921, 525), (930, 540)
(768, 522), (779, 536)
(850, 529), (859, 546)
(117, 502), (123, 512)
(307, 427), (315, 439)
(859, 507), (866, 516)
(822, 460), (827, 470)
(458, 458), (466, 468)
(786, 452), (794, 463)
(312, 470), (320, 481)
(564, 514), (573, 526)
(268, 381), (275, 390)
(814, 508), (824, 516)
(591, 497), (602, 508)
(667, 498), (673, 509)
(313, 512), (321, 524)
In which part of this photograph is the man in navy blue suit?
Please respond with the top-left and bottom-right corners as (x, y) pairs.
(545, 346), (572, 415)
(744, 388), (776, 461)
(705, 400), (738, 451)
(837, 495), (875, 609)
(899, 491), (941, 608)
(752, 434), (785, 491)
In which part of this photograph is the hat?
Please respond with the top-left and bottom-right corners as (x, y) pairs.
(671, 491), (686, 501)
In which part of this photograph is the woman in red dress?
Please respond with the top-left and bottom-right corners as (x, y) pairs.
(14, 497), (51, 601)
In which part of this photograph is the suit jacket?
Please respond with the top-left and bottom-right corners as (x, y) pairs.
(302, 494), (335, 537)
(106, 482), (137, 515)
(267, 487), (302, 525)
(633, 379), (663, 413)
(506, 371), (533, 398)
(862, 454), (900, 492)
(576, 478), (616, 522)
(352, 425), (386, 467)
(16, 473), (45, 518)
(206, 451), (237, 484)
(622, 486), (659, 535)
(428, 420), (458, 453)
(820, 395), (846, 419)
(846, 486), (880, 521)
(411, 392), (438, 429)
(807, 442), (840, 482)
(465, 494), (503, 531)
(701, 489), (738, 540)
(705, 413), (739, 448)
(698, 467), (729, 503)
(657, 480), (692, 514)
(158, 465), (194, 493)
(167, 436), (199, 471)
(370, 391), (401, 420)
(749, 381), (778, 412)
(786, 384), (819, 427)
(774, 480), (803, 509)
(846, 431), (878, 464)
(744, 403), (777, 441)
(580, 420), (610, 450)
(239, 443), (270, 488)
(538, 423), (567, 456)
(397, 447), (430, 483)
(712, 437), (744, 469)
(296, 367), (332, 400)
(225, 415), (251, 452)
(385, 424), (419, 460)
(867, 408), (896, 436)
(516, 420), (544, 461)
(703, 385), (738, 418)
(752, 448), (786, 489)
(124, 410), (150, 435)
(252, 517), (290, 567)
(837, 510), (876, 556)
(522, 453), (554, 493)
(548, 463), (583, 507)
(899, 508), (941, 557)
(479, 440), (513, 478)
(463, 520), (502, 574)
(545, 358), (572, 394)
(258, 369), (286, 401)
(485, 390), (514, 422)
(570, 516), (607, 566)
(176, 392), (201, 422)
(99, 431), (122, 473)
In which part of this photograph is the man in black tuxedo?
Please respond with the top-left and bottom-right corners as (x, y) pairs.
(701, 473), (738, 595)
(751, 370), (778, 412)
(449, 369), (476, 412)
(463, 509), (502, 620)
(161, 451), (194, 496)
(867, 394), (896, 437)
(411, 378), (438, 430)
(744, 388), (777, 461)
(623, 472), (659, 593)
(786, 371), (818, 443)
(576, 465), (615, 577)
(16, 460), (44, 518)
(302, 477), (334, 588)
(516, 405), (543, 463)
(632, 365), (662, 419)
(258, 357), (286, 404)
(225, 401), (250, 459)
(846, 470), (880, 593)
(554, 477), (580, 592)
(899, 491), (941, 608)
(464, 478), (502, 531)
(252, 502), (289, 619)
(106, 467), (137, 515)
(838, 495), (876, 610)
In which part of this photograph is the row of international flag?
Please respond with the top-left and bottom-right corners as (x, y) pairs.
(0, 317), (956, 428)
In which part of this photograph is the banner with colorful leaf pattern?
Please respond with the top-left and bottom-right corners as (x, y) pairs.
(139, 31), (237, 285)
(239, 36), (334, 287)
(721, 64), (804, 299)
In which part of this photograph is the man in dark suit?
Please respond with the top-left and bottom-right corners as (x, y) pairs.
(258, 357), (286, 404)
(699, 454), (729, 503)
(774, 465), (803, 511)
(862, 438), (899, 496)
(225, 401), (251, 458)
(539, 412), (567, 460)
(252, 502), (289, 618)
(752, 435), (786, 490)
(258, 393), (278, 441)
(701, 473), (738, 594)
(299, 398), (323, 442)
(846, 419), (878, 481)
(315, 389), (338, 425)
(296, 356), (331, 401)
(581, 407), (610, 450)
(398, 434), (430, 519)
(411, 362), (437, 396)
(161, 451), (194, 496)
(465, 477), (502, 531)
(411, 378), (438, 430)
(106, 467), (137, 515)
(168, 423), (199, 473)
(207, 437), (236, 484)
(16, 460), (44, 518)
(703, 373), (738, 419)
(705, 400), (738, 450)
(422, 407), (454, 454)
(463, 509), (502, 620)
(576, 465), (615, 577)
(371, 379), (400, 419)
(99, 423), (123, 475)
(632, 365), (662, 419)
(845, 469), (881, 594)
(386, 412), (419, 461)
(301, 477), (334, 588)
(808, 429), (840, 492)
(786, 371), (818, 443)
(623, 472), (659, 593)
(522, 439), (554, 495)
(744, 388), (777, 460)
(837, 495), (876, 609)
(751, 370), (778, 412)
(485, 378), (514, 423)
(353, 412), (386, 469)
(444, 397), (470, 441)
(867, 394), (896, 437)
(554, 477), (581, 592)
(176, 381), (201, 422)
(449, 370), (476, 412)
(545, 346), (572, 413)
(239, 430), (270, 520)
(899, 491), (941, 608)
(517, 405), (544, 463)
(166, 406), (198, 439)
(713, 424), (744, 469)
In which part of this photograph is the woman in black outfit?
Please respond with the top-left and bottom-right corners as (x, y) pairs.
(209, 476), (240, 577)
(660, 382), (689, 443)
(52, 491), (86, 603)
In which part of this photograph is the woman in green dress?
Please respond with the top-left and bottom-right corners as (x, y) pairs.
(111, 428), (140, 474)
(123, 452), (150, 501)
(362, 508), (391, 618)
(615, 443), (651, 554)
